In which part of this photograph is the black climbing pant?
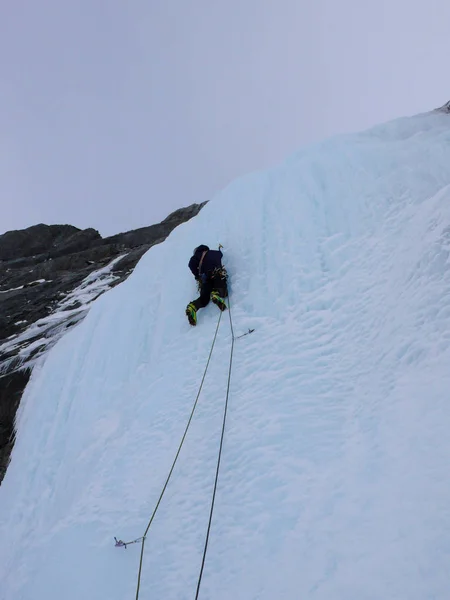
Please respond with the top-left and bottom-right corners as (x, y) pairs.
(192, 272), (228, 310)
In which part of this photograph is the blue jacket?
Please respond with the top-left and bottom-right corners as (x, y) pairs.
(189, 246), (223, 281)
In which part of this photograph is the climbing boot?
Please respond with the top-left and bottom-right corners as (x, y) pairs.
(186, 302), (197, 326)
(211, 291), (227, 311)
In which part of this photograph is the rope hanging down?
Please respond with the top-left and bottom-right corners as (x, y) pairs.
(133, 310), (223, 600)
(116, 262), (240, 598)
(195, 295), (235, 599)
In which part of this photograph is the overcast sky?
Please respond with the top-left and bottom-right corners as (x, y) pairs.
(1, 1), (449, 237)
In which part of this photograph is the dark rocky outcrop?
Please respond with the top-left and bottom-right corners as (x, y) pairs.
(0, 202), (206, 483)
(0, 224), (81, 261)
(0, 370), (31, 482)
(436, 100), (450, 113)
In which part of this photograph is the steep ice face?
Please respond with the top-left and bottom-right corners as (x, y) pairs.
(1, 110), (450, 600)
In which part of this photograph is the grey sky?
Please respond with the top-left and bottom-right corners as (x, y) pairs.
(1, 1), (449, 236)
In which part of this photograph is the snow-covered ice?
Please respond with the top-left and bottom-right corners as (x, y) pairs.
(1, 110), (450, 599)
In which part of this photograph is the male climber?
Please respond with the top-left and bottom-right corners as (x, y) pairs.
(186, 245), (228, 326)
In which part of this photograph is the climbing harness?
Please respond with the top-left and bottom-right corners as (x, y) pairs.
(211, 266), (228, 281)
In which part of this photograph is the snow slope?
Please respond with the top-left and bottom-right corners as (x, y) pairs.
(1, 109), (450, 600)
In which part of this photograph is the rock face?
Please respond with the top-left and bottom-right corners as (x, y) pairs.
(0, 202), (206, 483)
(437, 100), (450, 112)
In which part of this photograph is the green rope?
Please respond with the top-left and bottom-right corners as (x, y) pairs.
(195, 296), (235, 599)
(135, 310), (223, 600)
